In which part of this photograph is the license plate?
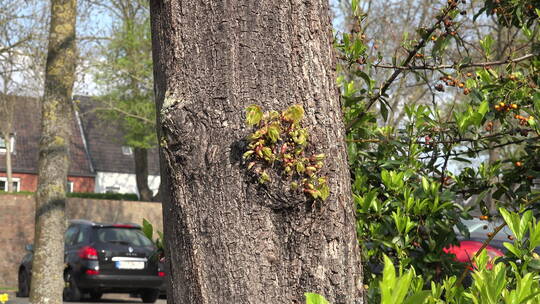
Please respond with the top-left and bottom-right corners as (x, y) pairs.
(115, 261), (145, 269)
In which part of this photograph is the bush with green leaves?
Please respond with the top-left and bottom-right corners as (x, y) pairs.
(306, 207), (540, 303)
(333, 0), (540, 301)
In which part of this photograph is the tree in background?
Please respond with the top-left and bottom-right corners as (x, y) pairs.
(0, 94), (14, 192)
(0, 0), (43, 192)
(30, 0), (78, 303)
(92, 0), (156, 201)
(150, 0), (362, 302)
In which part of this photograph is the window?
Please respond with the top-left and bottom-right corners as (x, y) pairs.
(0, 177), (20, 192)
(64, 226), (79, 246)
(75, 227), (89, 244)
(67, 181), (74, 193)
(121, 146), (132, 156)
(0, 134), (15, 154)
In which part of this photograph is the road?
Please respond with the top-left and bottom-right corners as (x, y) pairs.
(3, 292), (167, 304)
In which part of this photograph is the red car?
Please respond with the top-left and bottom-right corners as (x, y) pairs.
(445, 218), (508, 268)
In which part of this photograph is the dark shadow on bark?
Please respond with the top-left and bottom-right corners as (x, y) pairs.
(35, 198), (65, 218)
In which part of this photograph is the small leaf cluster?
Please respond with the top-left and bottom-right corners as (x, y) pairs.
(243, 104), (330, 201)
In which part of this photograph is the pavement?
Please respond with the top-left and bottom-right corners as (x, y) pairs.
(1, 292), (166, 304)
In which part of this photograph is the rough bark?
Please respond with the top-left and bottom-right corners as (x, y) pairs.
(30, 0), (77, 303)
(134, 147), (153, 201)
(150, 1), (362, 303)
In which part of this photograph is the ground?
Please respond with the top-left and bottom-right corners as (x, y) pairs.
(2, 292), (167, 304)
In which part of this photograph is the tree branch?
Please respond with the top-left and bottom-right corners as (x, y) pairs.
(372, 53), (536, 71)
(345, 4), (456, 131)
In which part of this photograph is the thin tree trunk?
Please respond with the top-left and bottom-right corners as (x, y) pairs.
(134, 147), (153, 201)
(5, 133), (13, 192)
(150, 1), (362, 303)
(30, 0), (77, 303)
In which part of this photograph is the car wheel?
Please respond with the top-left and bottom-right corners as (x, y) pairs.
(16, 269), (30, 297)
(89, 291), (103, 301)
(140, 289), (159, 303)
(63, 271), (82, 302)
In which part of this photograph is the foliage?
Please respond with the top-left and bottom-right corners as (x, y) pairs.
(333, 0), (540, 301)
(306, 207), (540, 303)
(142, 218), (165, 254)
(93, 1), (156, 149)
(243, 105), (330, 201)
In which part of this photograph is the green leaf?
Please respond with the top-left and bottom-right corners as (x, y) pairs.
(500, 208), (520, 240)
(318, 183), (330, 201)
(503, 242), (522, 258)
(142, 218), (153, 241)
(283, 105), (305, 123)
(421, 177), (429, 193)
(267, 125), (280, 143)
(478, 100), (489, 116)
(480, 35), (493, 57)
(246, 105), (263, 126)
(304, 293), (329, 304)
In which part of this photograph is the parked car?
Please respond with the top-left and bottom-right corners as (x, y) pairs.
(444, 217), (510, 266)
(17, 219), (164, 303)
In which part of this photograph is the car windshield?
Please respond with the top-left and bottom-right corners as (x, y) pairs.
(96, 227), (154, 247)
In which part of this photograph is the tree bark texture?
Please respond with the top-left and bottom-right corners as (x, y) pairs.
(134, 147), (154, 201)
(30, 0), (77, 303)
(150, 1), (362, 303)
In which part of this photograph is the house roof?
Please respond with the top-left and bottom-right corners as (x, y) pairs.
(75, 96), (160, 175)
(0, 95), (94, 177)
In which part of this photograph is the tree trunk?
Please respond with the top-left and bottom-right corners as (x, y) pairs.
(134, 147), (153, 201)
(5, 133), (13, 192)
(30, 0), (77, 303)
(149, 1), (362, 303)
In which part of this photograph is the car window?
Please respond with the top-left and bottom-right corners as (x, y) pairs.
(75, 227), (89, 245)
(96, 228), (154, 247)
(65, 226), (79, 246)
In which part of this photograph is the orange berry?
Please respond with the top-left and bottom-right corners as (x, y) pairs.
(463, 88), (470, 95)
(479, 215), (489, 220)
(511, 104), (518, 109)
(515, 161), (523, 167)
(508, 235), (514, 240)
(458, 82), (465, 88)
(494, 105), (501, 111)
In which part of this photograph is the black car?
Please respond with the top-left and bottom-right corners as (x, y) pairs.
(17, 219), (164, 303)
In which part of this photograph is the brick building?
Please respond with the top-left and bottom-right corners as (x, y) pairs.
(0, 95), (94, 192)
(0, 95), (159, 195)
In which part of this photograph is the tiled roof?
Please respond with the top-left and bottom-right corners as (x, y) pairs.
(0, 95), (94, 176)
(75, 96), (160, 175)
